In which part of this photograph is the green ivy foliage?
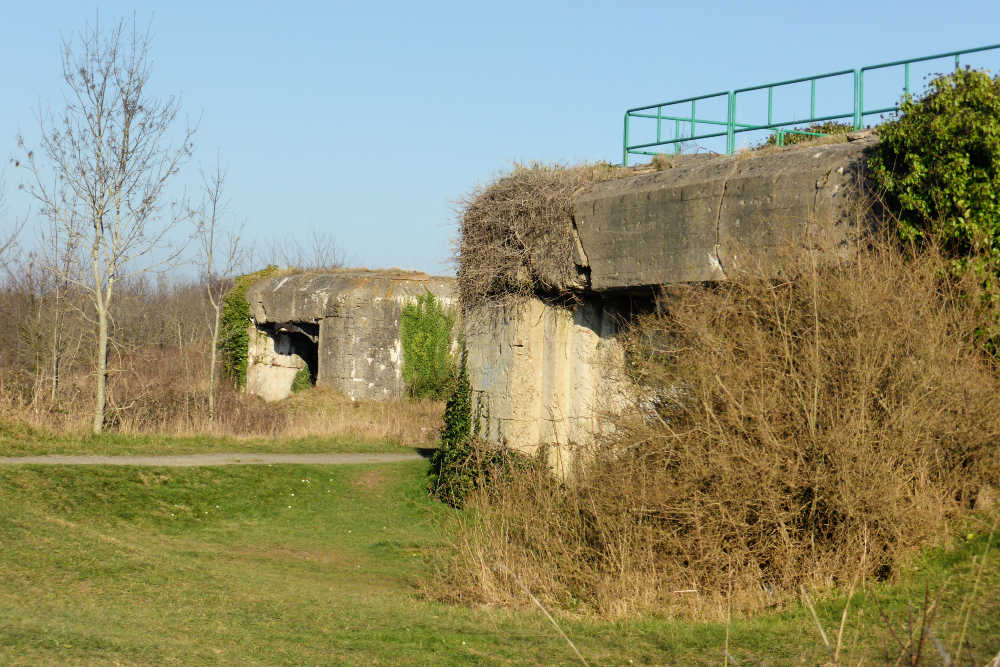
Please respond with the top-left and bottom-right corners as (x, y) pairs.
(869, 68), (1000, 349)
(427, 347), (537, 507)
(428, 346), (474, 506)
(219, 266), (278, 389)
(869, 68), (1000, 257)
(399, 291), (456, 400)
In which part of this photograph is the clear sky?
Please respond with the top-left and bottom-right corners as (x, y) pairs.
(1, 1), (998, 276)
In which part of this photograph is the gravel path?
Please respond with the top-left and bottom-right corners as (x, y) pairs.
(0, 452), (425, 467)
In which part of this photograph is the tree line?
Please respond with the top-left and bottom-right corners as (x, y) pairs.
(0, 17), (342, 433)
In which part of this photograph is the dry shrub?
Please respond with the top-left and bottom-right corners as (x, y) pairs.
(0, 344), (442, 445)
(457, 163), (628, 308)
(438, 237), (1000, 618)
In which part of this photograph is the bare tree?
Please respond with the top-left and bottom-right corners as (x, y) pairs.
(37, 211), (84, 402)
(18, 17), (194, 433)
(195, 157), (245, 422)
(260, 228), (345, 271)
(0, 175), (24, 263)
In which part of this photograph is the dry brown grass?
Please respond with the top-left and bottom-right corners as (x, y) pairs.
(457, 162), (629, 308)
(277, 385), (443, 445)
(0, 343), (443, 446)
(436, 237), (1000, 619)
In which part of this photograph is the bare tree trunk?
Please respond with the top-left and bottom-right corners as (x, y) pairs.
(196, 159), (245, 425)
(94, 300), (109, 434)
(208, 303), (222, 421)
(50, 282), (62, 403)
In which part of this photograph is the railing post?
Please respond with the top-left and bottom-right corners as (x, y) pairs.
(623, 112), (630, 166)
(727, 91), (735, 154)
(656, 106), (662, 144)
(690, 99), (696, 141)
(810, 79), (816, 120)
(674, 119), (680, 155)
(904, 62), (910, 97)
(854, 69), (862, 130)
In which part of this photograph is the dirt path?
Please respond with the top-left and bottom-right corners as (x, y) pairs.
(0, 452), (425, 467)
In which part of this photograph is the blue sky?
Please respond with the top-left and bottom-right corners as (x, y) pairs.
(1, 1), (998, 276)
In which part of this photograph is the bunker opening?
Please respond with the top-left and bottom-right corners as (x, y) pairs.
(269, 321), (319, 384)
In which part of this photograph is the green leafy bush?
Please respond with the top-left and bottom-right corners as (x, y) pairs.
(219, 266), (278, 389)
(290, 365), (312, 393)
(869, 68), (1000, 348)
(400, 291), (456, 400)
(869, 68), (1000, 256)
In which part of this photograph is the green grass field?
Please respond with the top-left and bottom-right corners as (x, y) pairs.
(0, 447), (997, 664)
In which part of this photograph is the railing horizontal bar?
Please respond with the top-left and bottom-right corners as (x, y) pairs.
(627, 91), (729, 114)
(627, 131), (729, 150)
(734, 69), (855, 94)
(630, 113), (741, 128)
(860, 105), (898, 116)
(861, 43), (1000, 72)
(733, 112), (856, 132)
(633, 113), (785, 131)
(780, 129), (827, 137)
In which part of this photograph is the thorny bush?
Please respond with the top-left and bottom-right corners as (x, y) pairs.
(435, 238), (1000, 618)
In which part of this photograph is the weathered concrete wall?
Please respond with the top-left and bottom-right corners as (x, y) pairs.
(317, 297), (407, 401)
(465, 296), (632, 475)
(573, 135), (874, 291)
(244, 270), (454, 401)
(471, 135), (876, 458)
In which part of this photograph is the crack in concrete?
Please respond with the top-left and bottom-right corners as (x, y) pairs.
(712, 160), (741, 279)
(811, 166), (837, 232)
(569, 216), (592, 290)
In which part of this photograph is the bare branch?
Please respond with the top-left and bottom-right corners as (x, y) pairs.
(0, 175), (25, 264)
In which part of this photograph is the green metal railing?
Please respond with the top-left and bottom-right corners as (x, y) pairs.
(623, 44), (1000, 165)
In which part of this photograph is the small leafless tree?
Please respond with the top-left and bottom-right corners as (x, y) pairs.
(259, 228), (345, 271)
(0, 175), (24, 263)
(17, 17), (194, 433)
(195, 157), (245, 422)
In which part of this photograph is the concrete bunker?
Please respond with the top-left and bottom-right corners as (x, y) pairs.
(244, 270), (455, 402)
(461, 132), (877, 466)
